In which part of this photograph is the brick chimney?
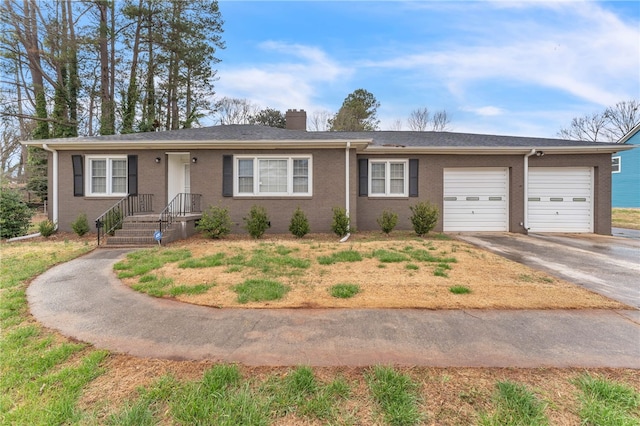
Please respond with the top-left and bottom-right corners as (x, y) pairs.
(285, 109), (307, 131)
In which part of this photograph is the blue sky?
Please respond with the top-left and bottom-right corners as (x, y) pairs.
(213, 1), (640, 137)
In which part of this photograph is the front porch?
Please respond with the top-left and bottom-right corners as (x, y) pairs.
(96, 193), (202, 246)
(103, 213), (202, 246)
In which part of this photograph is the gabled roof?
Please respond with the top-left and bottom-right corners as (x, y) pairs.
(22, 124), (633, 155)
(618, 123), (640, 145)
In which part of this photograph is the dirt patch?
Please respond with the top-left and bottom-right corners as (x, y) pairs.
(119, 232), (627, 310)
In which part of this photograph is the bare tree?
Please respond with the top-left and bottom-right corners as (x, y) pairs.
(558, 113), (609, 142)
(604, 100), (640, 141)
(407, 107), (429, 131)
(558, 100), (639, 142)
(389, 119), (403, 131)
(407, 107), (451, 131)
(308, 110), (331, 131)
(214, 97), (257, 125)
(431, 110), (451, 131)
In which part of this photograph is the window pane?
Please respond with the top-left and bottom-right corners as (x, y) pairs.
(370, 163), (386, 194)
(293, 159), (309, 193)
(293, 177), (308, 193)
(259, 159), (287, 193)
(238, 159), (254, 176)
(389, 163), (404, 179)
(111, 159), (127, 193)
(371, 179), (385, 194)
(390, 179), (404, 194)
(389, 163), (405, 194)
(91, 160), (106, 193)
(238, 159), (254, 193)
(370, 163), (385, 179)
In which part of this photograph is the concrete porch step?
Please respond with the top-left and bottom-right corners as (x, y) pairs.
(99, 213), (201, 247)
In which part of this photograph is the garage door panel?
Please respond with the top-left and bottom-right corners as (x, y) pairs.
(528, 167), (592, 233)
(444, 168), (508, 232)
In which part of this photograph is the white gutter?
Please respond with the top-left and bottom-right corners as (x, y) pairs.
(523, 148), (536, 232)
(341, 141), (351, 242)
(42, 144), (59, 230)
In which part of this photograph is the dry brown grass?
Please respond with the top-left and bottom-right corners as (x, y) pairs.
(80, 353), (640, 425)
(613, 208), (640, 230)
(121, 231), (627, 310)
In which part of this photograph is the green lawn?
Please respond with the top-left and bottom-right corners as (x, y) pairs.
(1, 240), (638, 425)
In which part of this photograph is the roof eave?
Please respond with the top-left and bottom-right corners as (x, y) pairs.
(361, 145), (635, 155)
(22, 139), (372, 151)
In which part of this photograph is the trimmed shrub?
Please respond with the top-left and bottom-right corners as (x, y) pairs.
(197, 205), (232, 239)
(0, 188), (32, 239)
(38, 219), (56, 237)
(377, 210), (398, 235)
(71, 213), (90, 236)
(409, 201), (439, 237)
(289, 207), (310, 238)
(244, 205), (270, 239)
(331, 206), (350, 237)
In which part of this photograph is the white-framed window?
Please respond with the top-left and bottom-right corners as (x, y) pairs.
(368, 159), (408, 197)
(234, 155), (312, 196)
(612, 156), (621, 173)
(86, 155), (127, 196)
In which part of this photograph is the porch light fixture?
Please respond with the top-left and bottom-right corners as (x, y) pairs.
(155, 157), (161, 163)
(535, 151), (545, 157)
(192, 157), (198, 163)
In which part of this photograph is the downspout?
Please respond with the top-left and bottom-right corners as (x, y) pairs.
(340, 141), (351, 242)
(42, 144), (59, 230)
(522, 148), (536, 232)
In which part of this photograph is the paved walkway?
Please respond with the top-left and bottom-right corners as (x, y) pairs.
(27, 249), (640, 367)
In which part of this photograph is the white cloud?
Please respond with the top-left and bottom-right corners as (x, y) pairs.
(462, 106), (505, 117)
(363, 2), (639, 107)
(217, 42), (353, 112)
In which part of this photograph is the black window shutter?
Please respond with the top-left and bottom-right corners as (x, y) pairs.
(358, 158), (368, 196)
(72, 155), (84, 197)
(409, 159), (419, 197)
(222, 155), (233, 197)
(127, 155), (138, 195)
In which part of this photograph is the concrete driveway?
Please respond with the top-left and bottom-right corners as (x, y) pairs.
(456, 232), (640, 309)
(27, 248), (640, 367)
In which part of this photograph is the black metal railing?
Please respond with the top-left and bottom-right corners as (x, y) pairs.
(95, 194), (153, 245)
(158, 193), (202, 235)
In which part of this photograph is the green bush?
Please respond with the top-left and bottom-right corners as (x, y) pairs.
(244, 205), (270, 239)
(0, 188), (32, 239)
(377, 210), (398, 235)
(71, 213), (90, 236)
(197, 205), (232, 239)
(38, 219), (56, 238)
(409, 201), (439, 237)
(289, 207), (310, 238)
(331, 207), (350, 237)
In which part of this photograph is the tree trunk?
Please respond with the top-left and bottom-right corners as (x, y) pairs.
(121, 0), (143, 134)
(97, 0), (114, 135)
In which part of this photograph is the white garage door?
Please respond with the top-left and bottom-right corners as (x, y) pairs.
(528, 167), (593, 233)
(443, 168), (509, 231)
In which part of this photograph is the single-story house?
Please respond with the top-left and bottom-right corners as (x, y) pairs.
(23, 110), (633, 243)
(612, 123), (639, 208)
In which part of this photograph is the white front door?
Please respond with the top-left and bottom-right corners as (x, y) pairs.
(167, 153), (190, 205)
